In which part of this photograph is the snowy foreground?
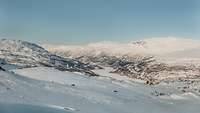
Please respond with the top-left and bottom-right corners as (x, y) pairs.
(0, 67), (200, 113)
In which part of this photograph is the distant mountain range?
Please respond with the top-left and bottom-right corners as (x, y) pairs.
(43, 37), (200, 86)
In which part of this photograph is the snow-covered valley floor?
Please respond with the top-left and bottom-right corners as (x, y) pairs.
(0, 67), (200, 113)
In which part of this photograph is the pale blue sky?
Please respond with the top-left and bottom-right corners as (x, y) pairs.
(0, 0), (199, 44)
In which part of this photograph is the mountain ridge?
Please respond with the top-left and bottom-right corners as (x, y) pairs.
(0, 39), (98, 76)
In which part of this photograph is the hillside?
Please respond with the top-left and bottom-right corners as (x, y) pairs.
(0, 39), (98, 76)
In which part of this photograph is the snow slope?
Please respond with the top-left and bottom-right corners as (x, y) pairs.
(0, 67), (199, 113)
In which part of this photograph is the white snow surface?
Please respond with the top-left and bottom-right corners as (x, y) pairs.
(0, 67), (198, 113)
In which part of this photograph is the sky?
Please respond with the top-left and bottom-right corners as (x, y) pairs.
(0, 0), (199, 44)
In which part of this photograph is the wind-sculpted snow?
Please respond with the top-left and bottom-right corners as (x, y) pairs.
(0, 39), (98, 76)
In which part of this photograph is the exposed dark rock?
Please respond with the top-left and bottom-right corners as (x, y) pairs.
(0, 66), (5, 71)
(71, 84), (76, 87)
(151, 91), (166, 97)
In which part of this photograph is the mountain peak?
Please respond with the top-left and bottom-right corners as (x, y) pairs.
(0, 39), (48, 53)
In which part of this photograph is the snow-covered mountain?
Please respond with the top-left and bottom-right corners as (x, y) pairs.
(43, 37), (200, 68)
(0, 38), (199, 95)
(0, 39), (98, 76)
(43, 37), (200, 86)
